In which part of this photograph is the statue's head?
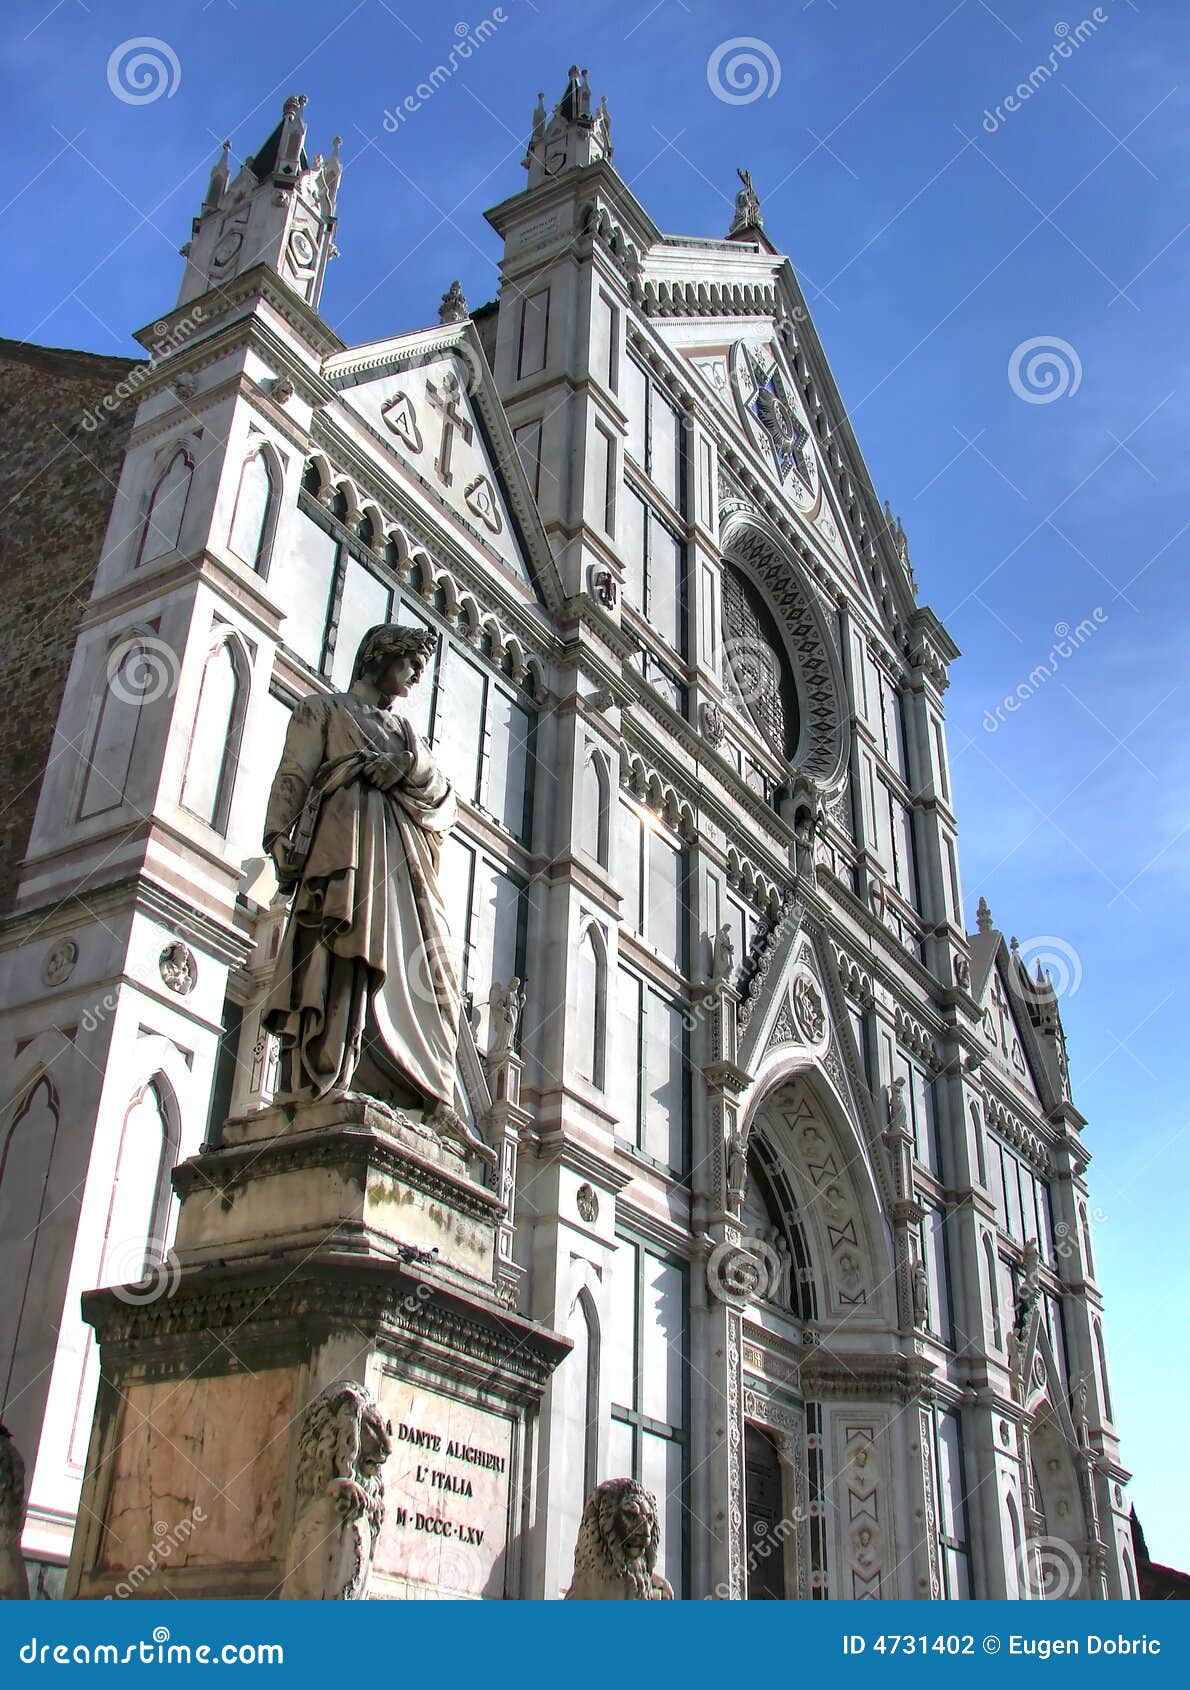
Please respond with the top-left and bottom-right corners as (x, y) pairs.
(351, 623), (437, 700)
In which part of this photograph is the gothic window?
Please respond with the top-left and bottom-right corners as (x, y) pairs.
(720, 561), (799, 760)
(513, 417), (543, 500)
(67, 1077), (179, 1469)
(918, 1200), (953, 1345)
(933, 1408), (973, 1597)
(137, 447), (193, 566)
(0, 1074), (61, 1406)
(517, 288), (549, 378)
(608, 1234), (687, 1598)
(578, 746), (611, 867)
(330, 555), (392, 689)
(574, 921), (606, 1089)
(96, 1080), (178, 1285)
(619, 484), (683, 650)
(1094, 1318), (1114, 1422)
(557, 1287), (600, 1573)
(611, 967), (687, 1173)
(439, 835), (527, 1051)
(983, 1231), (1003, 1349)
(615, 797), (686, 970)
(180, 634), (249, 833)
(271, 505), (337, 668)
(227, 447), (278, 571)
(892, 1052), (939, 1176)
(621, 354), (682, 509)
(78, 634), (155, 818)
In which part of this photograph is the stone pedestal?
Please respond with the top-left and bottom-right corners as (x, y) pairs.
(65, 1097), (569, 1600)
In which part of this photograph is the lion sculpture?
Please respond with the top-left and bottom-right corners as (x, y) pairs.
(280, 1380), (393, 1600)
(564, 1477), (675, 1600)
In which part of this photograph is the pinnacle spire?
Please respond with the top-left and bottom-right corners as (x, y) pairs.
(203, 139), (232, 213)
(522, 67), (613, 187)
(976, 896), (994, 934)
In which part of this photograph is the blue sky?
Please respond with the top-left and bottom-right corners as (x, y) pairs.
(3, 0), (1188, 1566)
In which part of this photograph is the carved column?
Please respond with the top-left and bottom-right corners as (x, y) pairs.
(698, 986), (751, 1599)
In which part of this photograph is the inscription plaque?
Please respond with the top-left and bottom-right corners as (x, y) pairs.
(373, 1376), (514, 1598)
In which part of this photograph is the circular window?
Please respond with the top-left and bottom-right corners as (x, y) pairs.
(719, 514), (848, 787)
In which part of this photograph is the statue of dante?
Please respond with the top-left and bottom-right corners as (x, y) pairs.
(261, 624), (461, 1120)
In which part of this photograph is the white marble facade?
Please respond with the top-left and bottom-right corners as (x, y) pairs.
(0, 75), (1135, 1600)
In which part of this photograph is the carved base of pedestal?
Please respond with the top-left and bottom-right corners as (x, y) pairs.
(64, 1250), (569, 1600)
(64, 1094), (570, 1600)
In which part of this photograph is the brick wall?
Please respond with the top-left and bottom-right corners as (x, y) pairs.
(0, 338), (143, 910)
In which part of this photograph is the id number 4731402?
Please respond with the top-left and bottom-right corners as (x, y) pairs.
(843, 1636), (975, 1655)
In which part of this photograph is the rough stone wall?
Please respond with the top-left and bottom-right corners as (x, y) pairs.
(0, 338), (143, 911)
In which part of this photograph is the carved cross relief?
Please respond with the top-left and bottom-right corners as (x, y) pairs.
(425, 372), (473, 486)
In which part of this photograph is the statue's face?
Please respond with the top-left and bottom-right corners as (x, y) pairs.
(373, 653), (421, 698)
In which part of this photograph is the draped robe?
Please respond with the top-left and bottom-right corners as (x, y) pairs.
(261, 688), (460, 1111)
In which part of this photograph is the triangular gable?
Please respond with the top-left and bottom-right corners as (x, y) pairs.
(671, 326), (882, 620)
(977, 945), (1052, 1107)
(323, 322), (562, 609)
(736, 913), (891, 1214)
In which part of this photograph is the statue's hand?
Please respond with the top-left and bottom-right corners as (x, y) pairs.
(362, 750), (412, 792)
(267, 835), (304, 890)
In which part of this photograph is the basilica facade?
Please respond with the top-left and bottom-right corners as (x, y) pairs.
(0, 72), (1134, 1600)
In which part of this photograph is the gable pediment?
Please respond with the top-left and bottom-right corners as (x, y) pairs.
(323, 324), (560, 607)
(978, 952), (1051, 1107)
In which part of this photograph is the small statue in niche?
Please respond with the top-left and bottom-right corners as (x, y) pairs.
(280, 1380), (393, 1601)
(887, 1076), (909, 1134)
(726, 1126), (749, 1208)
(709, 923), (735, 994)
(911, 1257), (929, 1329)
(1013, 1238), (1042, 1341)
(564, 1478), (674, 1599)
(488, 976), (525, 1057)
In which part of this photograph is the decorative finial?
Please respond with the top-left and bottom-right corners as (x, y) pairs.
(1010, 934), (1020, 954)
(438, 280), (469, 324)
(202, 139), (232, 212)
(976, 896), (994, 934)
(324, 134), (343, 207)
(728, 168), (764, 238)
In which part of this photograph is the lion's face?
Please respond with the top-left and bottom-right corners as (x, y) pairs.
(593, 1478), (661, 1587)
(358, 1405), (394, 1479)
